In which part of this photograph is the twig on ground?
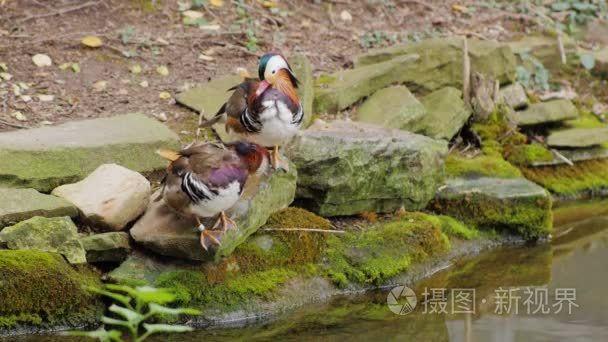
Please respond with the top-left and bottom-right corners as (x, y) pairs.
(462, 36), (471, 105)
(557, 33), (566, 64)
(552, 149), (574, 166)
(18, 0), (100, 23)
(262, 228), (345, 234)
(0, 118), (29, 129)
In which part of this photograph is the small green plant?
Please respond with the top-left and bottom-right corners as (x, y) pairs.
(246, 27), (258, 52)
(66, 285), (201, 342)
(516, 50), (552, 92)
(359, 31), (398, 49)
(119, 26), (136, 45)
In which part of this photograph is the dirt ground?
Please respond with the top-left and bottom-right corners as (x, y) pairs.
(0, 0), (529, 134)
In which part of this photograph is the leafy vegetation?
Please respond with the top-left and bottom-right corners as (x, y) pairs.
(67, 285), (200, 342)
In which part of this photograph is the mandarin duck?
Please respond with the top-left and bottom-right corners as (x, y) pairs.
(157, 142), (270, 251)
(203, 53), (303, 170)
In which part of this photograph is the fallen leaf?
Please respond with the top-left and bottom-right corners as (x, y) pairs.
(0, 62), (7, 71)
(199, 24), (221, 31)
(210, 0), (224, 7)
(92, 80), (107, 92)
(452, 4), (467, 13)
(59, 63), (70, 70)
(11, 111), (27, 121)
(11, 84), (21, 96)
(198, 54), (214, 61)
(139, 80), (149, 88)
(159, 91), (172, 100)
(20, 95), (32, 102)
(18, 82), (29, 90)
(153, 112), (168, 121)
(177, 1), (191, 11)
(301, 19), (311, 28)
(156, 65), (169, 76)
(32, 54), (52, 67)
(202, 47), (216, 55)
(0, 72), (12, 81)
(340, 10), (352, 22)
(37, 94), (54, 102)
(261, 0), (277, 8)
(130, 64), (142, 74)
(81, 35), (103, 48)
(71, 63), (80, 73)
(182, 10), (204, 19)
(40, 120), (54, 126)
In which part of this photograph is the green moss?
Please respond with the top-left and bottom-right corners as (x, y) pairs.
(0, 250), (103, 330)
(432, 215), (479, 240)
(564, 109), (606, 129)
(323, 212), (451, 287)
(154, 267), (296, 311)
(265, 207), (331, 229)
(314, 74), (337, 86)
(522, 159), (608, 195)
(445, 154), (522, 179)
(432, 192), (552, 239)
(507, 144), (554, 166)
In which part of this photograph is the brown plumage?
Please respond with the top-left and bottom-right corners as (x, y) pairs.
(157, 142), (269, 251)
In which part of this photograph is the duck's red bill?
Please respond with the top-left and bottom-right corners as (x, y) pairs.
(256, 80), (270, 97)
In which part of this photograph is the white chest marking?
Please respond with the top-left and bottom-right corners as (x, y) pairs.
(189, 181), (241, 218)
(246, 100), (301, 147)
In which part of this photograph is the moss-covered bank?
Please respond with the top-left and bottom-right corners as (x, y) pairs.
(0, 250), (103, 332)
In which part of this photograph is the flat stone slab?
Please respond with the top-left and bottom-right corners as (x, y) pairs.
(432, 177), (552, 239)
(508, 35), (576, 70)
(80, 232), (131, 263)
(546, 127), (608, 148)
(531, 147), (608, 166)
(418, 87), (471, 140)
(0, 216), (86, 264)
(512, 100), (578, 126)
(53, 164), (151, 231)
(499, 83), (528, 110)
(0, 113), (179, 192)
(0, 187), (77, 229)
(130, 162), (297, 261)
(355, 85), (426, 130)
(285, 120), (447, 216)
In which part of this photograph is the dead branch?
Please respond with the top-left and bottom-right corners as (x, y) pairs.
(262, 228), (345, 234)
(463, 36), (471, 105)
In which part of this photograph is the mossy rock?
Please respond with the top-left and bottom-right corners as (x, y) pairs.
(0, 114), (179, 192)
(521, 159), (608, 196)
(79, 232), (131, 263)
(0, 250), (103, 331)
(0, 216), (86, 264)
(286, 120), (447, 216)
(507, 144), (554, 166)
(546, 127), (608, 148)
(0, 188), (77, 229)
(322, 212), (451, 287)
(445, 154), (522, 179)
(507, 35), (576, 71)
(431, 177), (552, 239)
(511, 100), (578, 126)
(354, 85), (427, 130)
(417, 87), (471, 140)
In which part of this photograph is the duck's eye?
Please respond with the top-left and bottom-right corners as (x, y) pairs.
(271, 70), (276, 74)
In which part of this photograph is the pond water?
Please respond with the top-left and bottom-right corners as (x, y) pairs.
(9, 201), (608, 342)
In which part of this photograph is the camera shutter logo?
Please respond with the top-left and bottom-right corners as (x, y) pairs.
(387, 285), (417, 315)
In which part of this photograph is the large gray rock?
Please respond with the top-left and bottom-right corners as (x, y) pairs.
(80, 232), (131, 263)
(512, 100), (578, 126)
(0, 187), (77, 229)
(417, 87), (471, 140)
(499, 83), (529, 110)
(130, 165), (297, 261)
(546, 127), (608, 148)
(355, 85), (426, 130)
(431, 177), (552, 239)
(0, 216), (86, 264)
(0, 113), (179, 192)
(52, 164), (151, 231)
(314, 55), (419, 113)
(285, 120), (447, 216)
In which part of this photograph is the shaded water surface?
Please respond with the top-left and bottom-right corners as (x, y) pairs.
(10, 201), (608, 342)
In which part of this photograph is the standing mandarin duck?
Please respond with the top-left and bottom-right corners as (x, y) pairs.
(157, 142), (269, 251)
(203, 53), (303, 170)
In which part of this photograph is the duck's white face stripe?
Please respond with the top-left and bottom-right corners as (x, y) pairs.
(265, 55), (289, 76)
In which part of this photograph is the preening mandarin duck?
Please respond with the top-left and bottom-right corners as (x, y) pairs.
(203, 53), (303, 170)
(157, 142), (270, 251)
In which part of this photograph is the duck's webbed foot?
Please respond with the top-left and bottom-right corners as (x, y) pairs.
(196, 217), (223, 251)
(212, 211), (238, 232)
(270, 145), (289, 172)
